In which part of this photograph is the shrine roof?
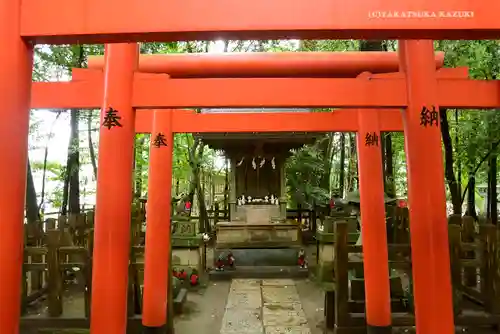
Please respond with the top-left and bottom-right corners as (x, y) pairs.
(196, 109), (325, 152)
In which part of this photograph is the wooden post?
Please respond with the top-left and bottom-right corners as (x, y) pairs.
(46, 218), (56, 230)
(46, 230), (63, 317)
(30, 244), (42, 295)
(0, 1), (34, 331)
(214, 202), (220, 225)
(91, 43), (139, 334)
(448, 223), (462, 315)
(480, 224), (499, 313)
(334, 220), (350, 328)
(356, 104), (391, 333)
(84, 223), (94, 319)
(143, 110), (174, 333)
(392, 207), (402, 244)
(324, 287), (335, 329)
(493, 229), (500, 315)
(398, 40), (454, 334)
(229, 157), (237, 220)
(20, 252), (28, 316)
(462, 216), (477, 287)
(127, 244), (139, 317)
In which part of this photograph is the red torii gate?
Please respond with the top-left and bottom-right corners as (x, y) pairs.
(27, 61), (500, 334)
(15, 60), (500, 334)
(86, 52), (446, 78)
(2, 0), (500, 334)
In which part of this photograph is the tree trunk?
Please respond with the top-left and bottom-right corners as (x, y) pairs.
(466, 173), (477, 219)
(87, 110), (98, 181)
(63, 45), (85, 215)
(385, 133), (395, 197)
(186, 138), (201, 206)
(455, 110), (461, 200)
(461, 138), (500, 212)
(26, 159), (40, 224)
(194, 144), (210, 232)
(196, 174), (210, 233)
(440, 109), (461, 214)
(186, 137), (210, 232)
(68, 109), (81, 214)
(224, 157), (229, 210)
(359, 40), (386, 52)
(488, 153), (498, 225)
(338, 133), (346, 197)
(134, 136), (145, 198)
(39, 111), (62, 213)
(347, 133), (358, 192)
(61, 110), (81, 215)
(320, 134), (335, 190)
(61, 151), (70, 215)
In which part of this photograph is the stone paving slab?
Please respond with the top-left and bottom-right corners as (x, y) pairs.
(262, 279), (295, 286)
(264, 326), (312, 334)
(230, 279), (262, 291)
(262, 287), (301, 304)
(262, 302), (303, 312)
(220, 279), (311, 334)
(220, 308), (263, 333)
(225, 290), (262, 310)
(262, 303), (308, 327)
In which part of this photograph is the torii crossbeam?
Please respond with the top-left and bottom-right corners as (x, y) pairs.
(18, 0), (500, 43)
(31, 68), (500, 110)
(86, 52), (446, 78)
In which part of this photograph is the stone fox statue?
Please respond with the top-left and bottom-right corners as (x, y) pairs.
(298, 248), (308, 268)
(215, 251), (236, 271)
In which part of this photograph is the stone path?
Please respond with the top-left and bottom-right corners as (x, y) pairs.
(220, 279), (311, 334)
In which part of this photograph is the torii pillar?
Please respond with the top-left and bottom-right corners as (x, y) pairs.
(356, 104), (392, 333)
(0, 0), (34, 333)
(90, 43), (139, 334)
(399, 40), (454, 334)
(142, 109), (174, 333)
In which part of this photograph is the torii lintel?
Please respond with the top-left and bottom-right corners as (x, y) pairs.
(20, 0), (500, 43)
(30, 67), (500, 110)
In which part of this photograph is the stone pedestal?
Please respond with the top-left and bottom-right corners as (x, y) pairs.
(234, 205), (280, 223)
(216, 221), (300, 247)
(279, 198), (287, 219)
(171, 219), (204, 274)
(229, 200), (237, 221)
(214, 204), (301, 272)
(216, 204), (298, 248)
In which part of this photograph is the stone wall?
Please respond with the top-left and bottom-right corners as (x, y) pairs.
(216, 221), (299, 246)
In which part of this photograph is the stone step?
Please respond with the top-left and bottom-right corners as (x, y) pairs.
(214, 247), (301, 266)
(209, 266), (309, 281)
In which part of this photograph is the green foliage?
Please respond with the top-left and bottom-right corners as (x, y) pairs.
(286, 146), (330, 208)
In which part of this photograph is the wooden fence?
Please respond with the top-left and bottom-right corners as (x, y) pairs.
(324, 214), (500, 333)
